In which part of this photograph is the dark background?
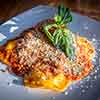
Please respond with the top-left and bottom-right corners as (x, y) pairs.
(0, 0), (100, 24)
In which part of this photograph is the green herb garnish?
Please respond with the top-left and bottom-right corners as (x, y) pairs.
(43, 5), (75, 60)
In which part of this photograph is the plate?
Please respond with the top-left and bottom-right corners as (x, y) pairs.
(0, 5), (100, 100)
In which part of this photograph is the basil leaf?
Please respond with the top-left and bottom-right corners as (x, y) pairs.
(54, 29), (62, 45)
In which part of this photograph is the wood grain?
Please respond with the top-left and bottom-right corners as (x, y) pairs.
(0, 0), (100, 24)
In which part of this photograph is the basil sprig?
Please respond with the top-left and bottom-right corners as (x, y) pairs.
(43, 5), (75, 60)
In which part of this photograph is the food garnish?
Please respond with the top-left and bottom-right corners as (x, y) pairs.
(43, 5), (75, 60)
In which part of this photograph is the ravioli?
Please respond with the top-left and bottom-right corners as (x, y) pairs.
(0, 24), (94, 91)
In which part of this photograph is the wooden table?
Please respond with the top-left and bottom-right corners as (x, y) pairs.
(0, 0), (100, 24)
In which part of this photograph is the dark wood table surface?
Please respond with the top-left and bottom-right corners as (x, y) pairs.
(0, 0), (100, 24)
